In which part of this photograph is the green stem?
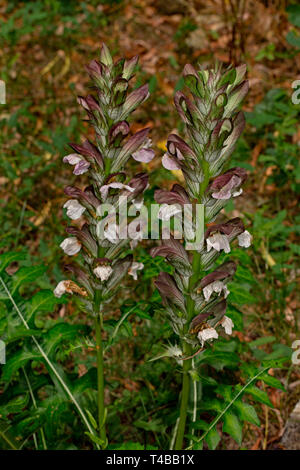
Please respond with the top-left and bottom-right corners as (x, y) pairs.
(23, 367), (47, 450)
(95, 312), (107, 446)
(175, 250), (201, 450)
(174, 348), (192, 450)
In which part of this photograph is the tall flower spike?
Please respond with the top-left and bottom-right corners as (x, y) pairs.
(151, 62), (252, 450)
(55, 44), (153, 448)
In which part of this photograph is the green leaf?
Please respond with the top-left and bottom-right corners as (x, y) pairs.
(12, 265), (47, 293)
(260, 373), (285, 392)
(0, 420), (22, 450)
(2, 350), (42, 383)
(0, 394), (29, 418)
(44, 323), (88, 355)
(205, 426), (220, 450)
(222, 411), (242, 445)
(27, 290), (63, 322)
(233, 400), (260, 426)
(134, 418), (162, 432)
(85, 409), (98, 431)
(0, 251), (26, 274)
(286, 31), (300, 49)
(287, 5), (300, 27)
(246, 385), (273, 407)
(248, 336), (276, 348)
(198, 349), (239, 370)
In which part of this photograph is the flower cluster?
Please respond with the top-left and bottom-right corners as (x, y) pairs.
(152, 63), (252, 353)
(55, 44), (153, 309)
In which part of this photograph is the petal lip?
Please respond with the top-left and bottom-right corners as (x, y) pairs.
(132, 148), (155, 163)
(162, 152), (181, 170)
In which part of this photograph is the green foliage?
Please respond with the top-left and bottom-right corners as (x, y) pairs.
(0, 251), (98, 449)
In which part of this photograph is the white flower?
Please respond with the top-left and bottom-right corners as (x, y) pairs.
(237, 230), (252, 248)
(203, 281), (230, 302)
(63, 199), (86, 220)
(54, 280), (70, 298)
(158, 203), (182, 221)
(198, 327), (219, 346)
(128, 262), (144, 280)
(100, 182), (134, 201)
(220, 315), (234, 335)
(63, 153), (82, 165)
(207, 232), (231, 253)
(60, 237), (81, 255)
(53, 279), (87, 298)
(93, 265), (113, 282)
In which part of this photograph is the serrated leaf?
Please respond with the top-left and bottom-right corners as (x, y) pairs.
(0, 251), (26, 274)
(222, 411), (242, 445)
(1, 350), (42, 383)
(27, 290), (63, 322)
(12, 266), (47, 293)
(44, 323), (88, 355)
(0, 394), (29, 418)
(233, 400), (260, 426)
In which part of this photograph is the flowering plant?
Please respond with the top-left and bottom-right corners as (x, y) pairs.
(151, 63), (251, 449)
(55, 44), (154, 448)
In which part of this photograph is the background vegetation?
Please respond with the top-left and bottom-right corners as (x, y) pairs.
(0, 0), (299, 450)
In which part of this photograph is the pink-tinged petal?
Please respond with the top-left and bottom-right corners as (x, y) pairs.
(63, 154), (82, 165)
(212, 189), (232, 200)
(162, 153), (181, 170)
(73, 160), (90, 175)
(132, 148), (155, 163)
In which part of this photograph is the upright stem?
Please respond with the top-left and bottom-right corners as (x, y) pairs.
(95, 312), (106, 446)
(174, 349), (192, 450)
(174, 251), (201, 450)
